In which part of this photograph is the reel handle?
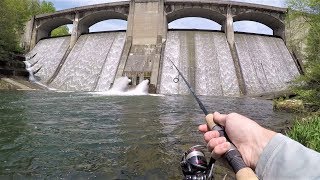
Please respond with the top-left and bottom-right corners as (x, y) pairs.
(205, 114), (258, 180)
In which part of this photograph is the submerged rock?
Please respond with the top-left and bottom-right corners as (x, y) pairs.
(273, 99), (304, 112)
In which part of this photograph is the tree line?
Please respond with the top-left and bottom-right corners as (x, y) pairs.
(285, 0), (319, 151)
(0, 0), (69, 60)
(287, 0), (320, 109)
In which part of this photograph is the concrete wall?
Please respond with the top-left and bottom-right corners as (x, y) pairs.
(24, 0), (295, 94)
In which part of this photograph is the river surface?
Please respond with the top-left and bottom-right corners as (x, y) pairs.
(0, 91), (294, 179)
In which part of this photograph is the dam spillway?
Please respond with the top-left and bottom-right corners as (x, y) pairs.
(26, 31), (299, 95)
(27, 32), (126, 91)
(26, 36), (70, 83)
(160, 31), (240, 96)
(234, 34), (299, 95)
(50, 32), (126, 91)
(159, 31), (300, 96)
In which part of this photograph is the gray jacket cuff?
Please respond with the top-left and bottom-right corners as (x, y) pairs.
(255, 133), (287, 179)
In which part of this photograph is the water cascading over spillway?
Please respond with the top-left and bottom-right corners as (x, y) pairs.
(235, 34), (300, 95)
(50, 32), (126, 91)
(160, 31), (240, 96)
(25, 36), (71, 83)
(160, 31), (300, 96)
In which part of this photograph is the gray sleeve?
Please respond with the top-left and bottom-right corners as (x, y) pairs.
(255, 133), (320, 180)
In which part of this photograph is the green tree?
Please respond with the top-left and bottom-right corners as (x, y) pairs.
(287, 0), (320, 109)
(0, 0), (20, 60)
(0, 0), (60, 60)
(51, 25), (70, 37)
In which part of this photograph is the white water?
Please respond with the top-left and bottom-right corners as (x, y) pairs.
(50, 32), (126, 91)
(91, 77), (149, 96)
(160, 31), (240, 96)
(160, 31), (299, 96)
(25, 31), (299, 96)
(235, 34), (299, 95)
(23, 61), (57, 90)
(25, 37), (70, 83)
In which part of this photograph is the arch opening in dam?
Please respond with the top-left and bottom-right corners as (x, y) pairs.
(50, 24), (72, 38)
(166, 8), (226, 26)
(234, 21), (273, 35)
(89, 19), (128, 33)
(36, 17), (73, 42)
(78, 10), (128, 35)
(168, 17), (221, 30)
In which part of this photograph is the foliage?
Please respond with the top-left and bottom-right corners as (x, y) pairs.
(51, 26), (70, 37)
(0, 0), (57, 60)
(0, 0), (19, 60)
(287, 115), (320, 152)
(287, 0), (320, 110)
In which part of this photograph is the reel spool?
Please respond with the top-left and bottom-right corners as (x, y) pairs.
(181, 145), (213, 180)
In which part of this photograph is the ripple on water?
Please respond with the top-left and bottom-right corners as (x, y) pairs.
(0, 91), (295, 179)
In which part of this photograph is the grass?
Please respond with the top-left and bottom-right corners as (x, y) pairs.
(287, 114), (320, 152)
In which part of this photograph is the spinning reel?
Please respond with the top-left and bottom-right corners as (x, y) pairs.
(181, 145), (214, 180)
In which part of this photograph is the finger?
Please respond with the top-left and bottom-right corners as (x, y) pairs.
(212, 142), (231, 157)
(207, 137), (227, 152)
(204, 131), (220, 142)
(198, 124), (209, 133)
(213, 112), (228, 126)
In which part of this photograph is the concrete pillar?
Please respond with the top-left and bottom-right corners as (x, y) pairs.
(121, 0), (166, 93)
(139, 73), (144, 83)
(23, 16), (35, 51)
(151, 0), (166, 91)
(70, 13), (81, 48)
(225, 6), (247, 95)
(115, 37), (132, 79)
(129, 0), (165, 45)
(225, 9), (235, 46)
(126, 0), (135, 39)
(158, 0), (167, 42)
(274, 27), (286, 42)
(30, 20), (50, 49)
(30, 19), (38, 50)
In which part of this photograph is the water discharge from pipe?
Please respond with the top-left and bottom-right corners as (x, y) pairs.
(91, 77), (150, 96)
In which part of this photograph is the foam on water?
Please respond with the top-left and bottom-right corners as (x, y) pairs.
(24, 60), (57, 90)
(91, 77), (149, 96)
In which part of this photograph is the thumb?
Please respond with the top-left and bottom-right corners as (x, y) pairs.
(212, 112), (227, 127)
(205, 112), (227, 129)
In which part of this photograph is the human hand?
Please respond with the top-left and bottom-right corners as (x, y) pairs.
(198, 112), (276, 169)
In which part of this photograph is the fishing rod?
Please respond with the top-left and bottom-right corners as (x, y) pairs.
(169, 59), (257, 180)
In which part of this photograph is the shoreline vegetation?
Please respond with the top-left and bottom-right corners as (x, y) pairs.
(276, 0), (320, 152)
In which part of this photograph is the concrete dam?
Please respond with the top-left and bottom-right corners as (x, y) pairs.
(23, 0), (302, 96)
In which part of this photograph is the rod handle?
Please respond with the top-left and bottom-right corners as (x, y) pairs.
(205, 114), (258, 180)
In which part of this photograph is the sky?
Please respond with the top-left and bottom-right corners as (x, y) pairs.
(49, 0), (286, 34)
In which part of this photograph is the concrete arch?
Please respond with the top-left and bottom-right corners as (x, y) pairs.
(233, 12), (284, 35)
(37, 17), (73, 41)
(78, 10), (128, 34)
(166, 8), (226, 25)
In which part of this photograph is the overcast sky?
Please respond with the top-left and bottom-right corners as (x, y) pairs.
(50, 0), (286, 34)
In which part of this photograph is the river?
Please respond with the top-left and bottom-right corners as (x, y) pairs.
(0, 91), (294, 179)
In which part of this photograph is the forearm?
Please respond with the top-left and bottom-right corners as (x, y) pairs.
(255, 133), (320, 180)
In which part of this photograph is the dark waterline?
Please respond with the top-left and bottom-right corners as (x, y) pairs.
(0, 91), (294, 179)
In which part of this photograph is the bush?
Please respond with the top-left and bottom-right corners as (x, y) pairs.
(287, 115), (320, 152)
